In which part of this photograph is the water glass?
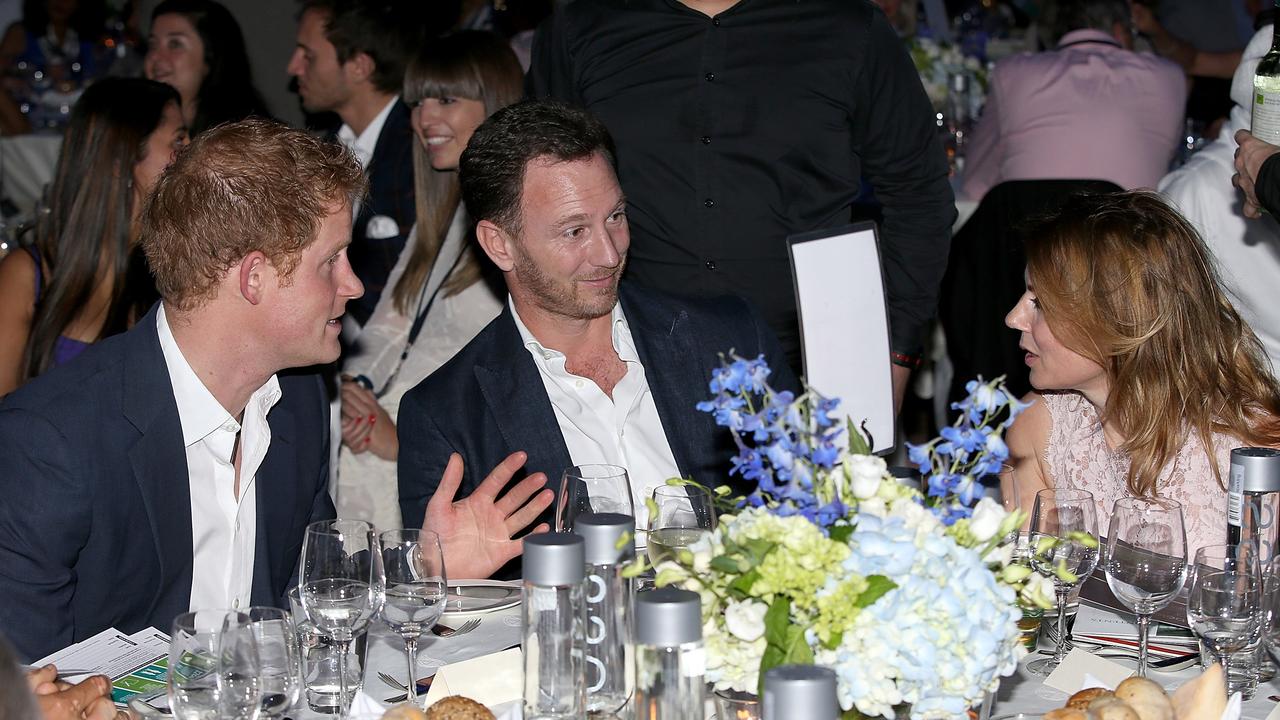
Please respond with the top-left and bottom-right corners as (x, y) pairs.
(167, 610), (256, 720)
(1027, 488), (1099, 676)
(1187, 543), (1263, 698)
(555, 464), (634, 532)
(298, 519), (383, 712)
(287, 588), (363, 714)
(1104, 497), (1187, 676)
(647, 484), (716, 568)
(379, 529), (447, 704)
(246, 607), (301, 719)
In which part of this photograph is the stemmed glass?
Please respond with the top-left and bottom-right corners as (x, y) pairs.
(1027, 488), (1099, 676)
(1103, 497), (1188, 676)
(1186, 543), (1263, 696)
(168, 610), (259, 720)
(555, 464), (635, 532)
(245, 607), (301, 719)
(298, 519), (383, 712)
(647, 484), (716, 568)
(379, 529), (447, 704)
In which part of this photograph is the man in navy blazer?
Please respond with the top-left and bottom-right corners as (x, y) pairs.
(0, 121), (363, 662)
(398, 102), (799, 555)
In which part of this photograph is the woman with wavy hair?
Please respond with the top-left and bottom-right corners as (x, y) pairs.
(0, 77), (187, 396)
(1003, 190), (1280, 555)
(336, 31), (523, 530)
(144, 0), (269, 136)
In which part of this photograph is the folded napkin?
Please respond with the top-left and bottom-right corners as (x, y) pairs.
(346, 690), (388, 720)
(422, 647), (522, 710)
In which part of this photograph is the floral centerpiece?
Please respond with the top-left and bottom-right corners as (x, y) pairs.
(908, 36), (987, 114)
(638, 355), (1054, 719)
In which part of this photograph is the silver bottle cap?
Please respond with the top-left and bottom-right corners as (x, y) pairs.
(763, 665), (839, 720)
(573, 512), (635, 565)
(636, 588), (701, 646)
(523, 533), (585, 586)
(1231, 447), (1280, 493)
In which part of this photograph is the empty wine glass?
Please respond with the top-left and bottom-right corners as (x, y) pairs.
(647, 484), (716, 568)
(1104, 497), (1188, 676)
(168, 610), (256, 720)
(298, 519), (383, 712)
(1187, 543), (1263, 697)
(1027, 488), (1099, 676)
(379, 529), (447, 704)
(245, 607), (301, 719)
(556, 464), (635, 532)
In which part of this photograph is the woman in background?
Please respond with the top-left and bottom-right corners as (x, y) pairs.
(1002, 190), (1280, 556)
(336, 31), (523, 531)
(144, 0), (267, 136)
(0, 77), (187, 396)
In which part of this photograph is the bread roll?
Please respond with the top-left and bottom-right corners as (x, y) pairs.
(1045, 709), (1089, 720)
(423, 696), (496, 720)
(1088, 696), (1142, 720)
(382, 705), (428, 720)
(1171, 664), (1227, 720)
(1114, 676), (1174, 720)
(1067, 688), (1114, 710)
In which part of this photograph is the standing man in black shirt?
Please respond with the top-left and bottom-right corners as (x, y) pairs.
(527, 0), (955, 409)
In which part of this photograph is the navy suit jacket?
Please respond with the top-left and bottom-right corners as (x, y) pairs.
(0, 307), (335, 661)
(397, 285), (799, 570)
(348, 99), (416, 327)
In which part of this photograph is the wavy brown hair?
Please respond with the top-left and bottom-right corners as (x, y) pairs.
(393, 30), (522, 316)
(1025, 190), (1280, 497)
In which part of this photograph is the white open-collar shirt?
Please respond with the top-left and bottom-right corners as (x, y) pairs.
(157, 304), (281, 611)
(510, 298), (681, 529)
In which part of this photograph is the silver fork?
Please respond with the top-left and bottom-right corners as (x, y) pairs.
(433, 618), (480, 637)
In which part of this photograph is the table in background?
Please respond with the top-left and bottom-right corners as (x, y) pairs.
(1, 134), (60, 217)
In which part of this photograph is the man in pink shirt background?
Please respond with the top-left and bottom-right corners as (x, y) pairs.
(959, 0), (1187, 201)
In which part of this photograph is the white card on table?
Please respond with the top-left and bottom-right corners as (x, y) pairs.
(1042, 648), (1132, 695)
(788, 222), (895, 454)
(422, 647), (522, 709)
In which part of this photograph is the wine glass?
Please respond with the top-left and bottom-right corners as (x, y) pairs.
(555, 464), (635, 532)
(1103, 497), (1188, 676)
(298, 519), (383, 712)
(379, 529), (447, 704)
(245, 607), (301, 719)
(217, 618), (263, 720)
(168, 610), (256, 720)
(648, 484), (716, 568)
(1026, 488), (1099, 676)
(1186, 543), (1263, 697)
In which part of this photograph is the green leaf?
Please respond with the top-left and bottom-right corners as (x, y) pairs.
(821, 629), (843, 651)
(828, 523), (854, 544)
(758, 595), (815, 695)
(846, 417), (873, 456)
(742, 539), (776, 563)
(728, 568), (760, 597)
(710, 555), (741, 574)
(855, 575), (896, 608)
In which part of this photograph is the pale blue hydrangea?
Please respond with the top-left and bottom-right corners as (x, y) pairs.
(816, 512), (1024, 719)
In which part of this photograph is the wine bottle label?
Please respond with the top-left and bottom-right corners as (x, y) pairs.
(1228, 462), (1245, 528)
(1252, 83), (1280, 144)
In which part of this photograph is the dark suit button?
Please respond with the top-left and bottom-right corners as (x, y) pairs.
(712, 17), (721, 26)
(705, 72), (716, 82)
(705, 260), (717, 270)
(704, 198), (715, 208)
(700, 136), (711, 144)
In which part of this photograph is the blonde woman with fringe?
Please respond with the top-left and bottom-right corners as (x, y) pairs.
(336, 31), (523, 531)
(1002, 190), (1280, 556)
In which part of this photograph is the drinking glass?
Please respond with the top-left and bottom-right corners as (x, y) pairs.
(217, 618), (263, 720)
(648, 484), (716, 568)
(555, 464), (634, 532)
(1186, 543), (1263, 696)
(246, 607), (301, 719)
(298, 519), (383, 712)
(168, 610), (255, 720)
(1027, 488), (1099, 676)
(379, 529), (447, 704)
(1103, 497), (1188, 676)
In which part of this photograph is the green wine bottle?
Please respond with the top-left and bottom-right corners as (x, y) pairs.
(1252, 5), (1280, 143)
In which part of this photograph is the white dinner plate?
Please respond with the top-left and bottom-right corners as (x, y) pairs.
(441, 579), (522, 617)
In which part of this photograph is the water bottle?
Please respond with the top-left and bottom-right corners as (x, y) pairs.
(763, 665), (839, 720)
(1227, 447), (1280, 564)
(522, 533), (587, 720)
(573, 512), (635, 715)
(633, 588), (704, 719)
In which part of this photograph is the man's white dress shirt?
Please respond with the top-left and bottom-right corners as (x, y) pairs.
(510, 298), (681, 529)
(157, 305), (281, 611)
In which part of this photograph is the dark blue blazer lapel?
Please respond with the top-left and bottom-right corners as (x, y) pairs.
(252, 401), (299, 607)
(618, 285), (705, 480)
(472, 306), (573, 497)
(121, 308), (193, 622)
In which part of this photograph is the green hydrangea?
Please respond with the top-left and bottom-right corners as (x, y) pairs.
(812, 575), (870, 645)
(729, 510), (850, 612)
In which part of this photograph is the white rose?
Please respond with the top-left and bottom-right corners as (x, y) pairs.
(969, 496), (1006, 543)
(845, 454), (887, 500)
(723, 599), (768, 643)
